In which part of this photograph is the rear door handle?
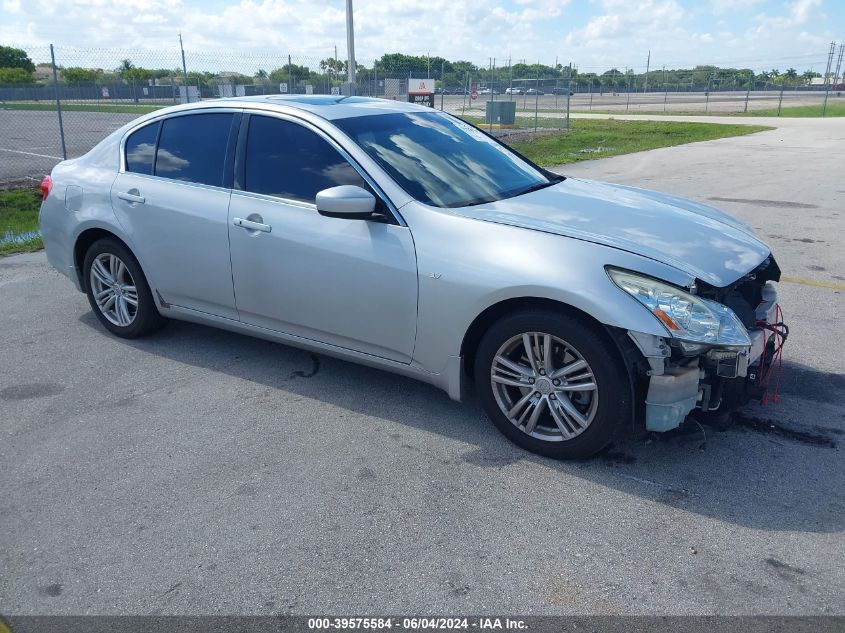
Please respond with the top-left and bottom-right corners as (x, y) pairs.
(117, 191), (145, 204)
(233, 217), (272, 233)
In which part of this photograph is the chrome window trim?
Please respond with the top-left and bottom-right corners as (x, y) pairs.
(230, 188), (319, 211)
(238, 109), (406, 226)
(113, 170), (234, 195)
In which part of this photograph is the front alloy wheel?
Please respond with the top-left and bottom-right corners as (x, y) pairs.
(475, 310), (630, 459)
(491, 332), (599, 442)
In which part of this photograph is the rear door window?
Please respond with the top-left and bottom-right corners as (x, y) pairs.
(155, 113), (233, 187)
(243, 115), (366, 203)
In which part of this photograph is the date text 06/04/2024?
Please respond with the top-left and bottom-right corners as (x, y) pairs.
(307, 618), (528, 630)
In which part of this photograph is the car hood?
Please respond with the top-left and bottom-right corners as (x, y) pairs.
(451, 177), (770, 287)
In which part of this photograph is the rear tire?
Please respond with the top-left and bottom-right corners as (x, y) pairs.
(474, 310), (631, 459)
(83, 238), (166, 339)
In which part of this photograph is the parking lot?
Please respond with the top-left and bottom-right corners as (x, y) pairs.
(0, 110), (138, 185)
(1, 115), (843, 615)
(2, 90), (843, 185)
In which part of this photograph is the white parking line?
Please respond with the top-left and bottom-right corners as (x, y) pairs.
(0, 147), (63, 160)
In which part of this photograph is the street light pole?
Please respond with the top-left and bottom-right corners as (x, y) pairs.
(346, 0), (356, 94)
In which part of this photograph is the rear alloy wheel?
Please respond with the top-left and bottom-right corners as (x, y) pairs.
(475, 311), (630, 459)
(89, 253), (138, 328)
(83, 238), (166, 338)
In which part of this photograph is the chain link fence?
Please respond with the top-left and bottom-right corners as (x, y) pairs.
(2, 43), (844, 185)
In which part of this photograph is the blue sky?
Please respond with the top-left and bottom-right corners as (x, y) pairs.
(1, 0), (843, 73)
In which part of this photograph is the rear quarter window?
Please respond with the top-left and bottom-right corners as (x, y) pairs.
(124, 121), (160, 175)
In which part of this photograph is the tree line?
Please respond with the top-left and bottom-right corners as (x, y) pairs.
(0, 46), (828, 90)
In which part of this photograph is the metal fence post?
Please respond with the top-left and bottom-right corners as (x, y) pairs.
(777, 83), (784, 116)
(744, 72), (751, 113)
(488, 58), (494, 133)
(288, 54), (293, 94)
(440, 60), (444, 110)
(49, 44), (67, 160)
(179, 33), (189, 103)
(565, 63), (571, 130)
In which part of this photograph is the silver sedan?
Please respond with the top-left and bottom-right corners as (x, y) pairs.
(39, 96), (784, 459)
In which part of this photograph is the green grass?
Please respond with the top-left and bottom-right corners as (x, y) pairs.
(0, 188), (42, 256)
(472, 117), (771, 167)
(560, 102), (845, 117)
(0, 102), (166, 114)
(736, 102), (845, 117)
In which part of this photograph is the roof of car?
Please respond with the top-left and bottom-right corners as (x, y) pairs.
(174, 95), (435, 121)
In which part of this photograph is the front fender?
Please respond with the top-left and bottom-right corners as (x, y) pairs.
(402, 202), (692, 376)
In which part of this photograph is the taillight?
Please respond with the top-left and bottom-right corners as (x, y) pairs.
(40, 175), (52, 200)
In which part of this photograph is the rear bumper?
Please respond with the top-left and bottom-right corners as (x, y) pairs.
(39, 192), (80, 290)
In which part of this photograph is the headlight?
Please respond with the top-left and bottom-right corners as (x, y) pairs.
(607, 268), (751, 347)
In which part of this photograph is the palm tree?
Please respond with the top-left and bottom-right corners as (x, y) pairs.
(118, 59), (135, 76)
(783, 68), (798, 85)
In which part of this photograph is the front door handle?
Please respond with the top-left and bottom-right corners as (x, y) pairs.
(233, 217), (272, 233)
(117, 190), (145, 204)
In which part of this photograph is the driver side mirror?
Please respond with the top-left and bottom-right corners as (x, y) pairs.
(316, 185), (376, 220)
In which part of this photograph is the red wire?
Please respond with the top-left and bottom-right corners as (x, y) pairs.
(755, 304), (787, 405)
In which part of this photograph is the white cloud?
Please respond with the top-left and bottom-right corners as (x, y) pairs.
(0, 0), (835, 74)
(755, 0), (822, 29)
(0, 0), (578, 68)
(565, 0), (684, 44)
(710, 0), (764, 15)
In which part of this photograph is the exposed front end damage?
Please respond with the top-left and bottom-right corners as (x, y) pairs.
(625, 257), (786, 432)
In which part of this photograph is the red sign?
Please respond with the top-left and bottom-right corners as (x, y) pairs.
(470, 85), (478, 100)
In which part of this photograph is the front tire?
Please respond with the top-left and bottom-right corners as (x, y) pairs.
(83, 238), (166, 338)
(474, 310), (631, 459)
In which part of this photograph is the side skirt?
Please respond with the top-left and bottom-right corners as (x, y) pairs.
(157, 303), (457, 398)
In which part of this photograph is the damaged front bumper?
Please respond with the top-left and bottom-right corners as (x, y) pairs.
(628, 282), (782, 432)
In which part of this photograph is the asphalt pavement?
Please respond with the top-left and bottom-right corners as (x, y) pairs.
(0, 116), (843, 616)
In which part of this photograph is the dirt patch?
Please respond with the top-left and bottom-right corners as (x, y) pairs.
(708, 196), (817, 209)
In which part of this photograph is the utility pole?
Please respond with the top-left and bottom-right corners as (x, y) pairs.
(822, 41), (836, 116)
(179, 33), (189, 103)
(835, 43), (845, 86)
(644, 50), (650, 93)
(825, 43), (844, 117)
(345, 0), (356, 93)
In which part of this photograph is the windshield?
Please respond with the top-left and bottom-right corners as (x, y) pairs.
(334, 112), (556, 208)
